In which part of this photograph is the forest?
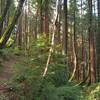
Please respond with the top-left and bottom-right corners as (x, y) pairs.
(0, 0), (100, 100)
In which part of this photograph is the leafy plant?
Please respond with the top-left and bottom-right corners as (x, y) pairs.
(85, 83), (100, 100)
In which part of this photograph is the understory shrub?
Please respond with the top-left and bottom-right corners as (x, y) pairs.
(3, 35), (100, 100)
(84, 83), (100, 100)
(7, 36), (85, 100)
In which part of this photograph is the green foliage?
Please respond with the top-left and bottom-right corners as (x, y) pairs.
(5, 36), (84, 100)
(0, 16), (2, 21)
(0, 95), (9, 100)
(2, 35), (99, 100)
(0, 47), (24, 57)
(35, 82), (84, 100)
(84, 83), (100, 100)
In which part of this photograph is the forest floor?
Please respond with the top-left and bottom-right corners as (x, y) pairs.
(0, 55), (20, 99)
(0, 53), (99, 100)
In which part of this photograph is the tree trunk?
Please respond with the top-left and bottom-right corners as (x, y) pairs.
(88, 0), (96, 83)
(17, 14), (22, 49)
(0, 0), (11, 37)
(40, 0), (44, 34)
(63, 0), (68, 55)
(96, 0), (100, 81)
(44, 0), (49, 36)
(0, 0), (25, 49)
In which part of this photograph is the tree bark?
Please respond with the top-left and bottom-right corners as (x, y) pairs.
(17, 14), (22, 49)
(96, 0), (100, 81)
(0, 0), (11, 37)
(40, 0), (44, 34)
(88, 0), (96, 83)
(44, 0), (49, 36)
(63, 0), (68, 55)
(0, 0), (25, 49)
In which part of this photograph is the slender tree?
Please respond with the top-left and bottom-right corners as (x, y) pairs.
(44, 0), (49, 36)
(40, 0), (44, 34)
(17, 13), (23, 49)
(69, 0), (78, 81)
(63, 0), (68, 55)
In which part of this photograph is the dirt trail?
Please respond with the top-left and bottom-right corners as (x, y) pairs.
(0, 60), (15, 81)
(0, 56), (19, 97)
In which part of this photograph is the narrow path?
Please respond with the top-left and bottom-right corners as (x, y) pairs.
(0, 56), (19, 98)
(0, 60), (15, 81)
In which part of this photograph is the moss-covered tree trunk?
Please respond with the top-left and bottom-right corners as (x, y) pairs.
(0, 0), (25, 49)
(0, 0), (11, 37)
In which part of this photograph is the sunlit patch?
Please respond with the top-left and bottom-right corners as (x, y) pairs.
(14, 0), (18, 7)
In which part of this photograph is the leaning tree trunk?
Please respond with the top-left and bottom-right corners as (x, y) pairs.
(0, 0), (11, 37)
(0, 0), (25, 49)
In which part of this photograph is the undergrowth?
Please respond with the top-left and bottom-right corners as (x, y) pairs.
(7, 36), (84, 100)
(0, 36), (100, 100)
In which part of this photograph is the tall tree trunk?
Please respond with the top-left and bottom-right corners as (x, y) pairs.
(63, 0), (69, 80)
(69, 0), (78, 81)
(40, 0), (44, 34)
(63, 0), (68, 55)
(88, 0), (96, 83)
(17, 14), (22, 49)
(80, 0), (85, 81)
(34, 9), (38, 39)
(56, 0), (62, 44)
(44, 0), (49, 36)
(96, 0), (100, 81)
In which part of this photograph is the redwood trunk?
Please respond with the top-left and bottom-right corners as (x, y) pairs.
(88, 0), (96, 83)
